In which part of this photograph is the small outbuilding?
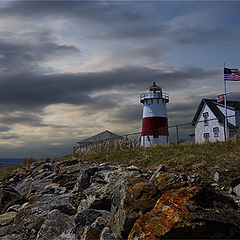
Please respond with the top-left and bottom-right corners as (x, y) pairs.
(192, 98), (240, 143)
(76, 130), (121, 148)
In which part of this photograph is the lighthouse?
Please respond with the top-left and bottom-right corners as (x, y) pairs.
(140, 82), (169, 147)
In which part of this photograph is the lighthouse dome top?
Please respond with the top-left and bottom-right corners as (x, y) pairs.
(140, 82), (169, 103)
(150, 82), (160, 88)
(149, 82), (162, 93)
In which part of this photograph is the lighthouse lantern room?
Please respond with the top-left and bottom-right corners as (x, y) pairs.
(140, 82), (169, 147)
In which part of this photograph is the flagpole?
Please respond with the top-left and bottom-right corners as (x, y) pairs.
(224, 63), (228, 141)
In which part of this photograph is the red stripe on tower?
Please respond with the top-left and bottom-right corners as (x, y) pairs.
(142, 117), (168, 136)
(140, 82), (169, 147)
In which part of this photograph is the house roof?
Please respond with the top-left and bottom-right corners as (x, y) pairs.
(192, 98), (240, 129)
(77, 130), (121, 144)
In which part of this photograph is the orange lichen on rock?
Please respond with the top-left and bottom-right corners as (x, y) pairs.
(128, 186), (200, 240)
(123, 176), (160, 211)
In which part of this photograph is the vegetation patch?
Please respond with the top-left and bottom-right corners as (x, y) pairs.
(71, 137), (240, 186)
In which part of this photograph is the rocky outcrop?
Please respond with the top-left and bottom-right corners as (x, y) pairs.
(128, 185), (240, 239)
(0, 158), (240, 239)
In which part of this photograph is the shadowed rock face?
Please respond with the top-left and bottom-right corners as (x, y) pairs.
(128, 186), (240, 239)
(1, 158), (240, 239)
(110, 174), (161, 239)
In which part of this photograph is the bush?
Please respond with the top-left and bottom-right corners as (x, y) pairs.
(22, 158), (38, 165)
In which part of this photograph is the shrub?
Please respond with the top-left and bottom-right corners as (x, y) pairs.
(22, 158), (38, 165)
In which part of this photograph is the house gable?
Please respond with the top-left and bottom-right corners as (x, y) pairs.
(193, 98), (240, 143)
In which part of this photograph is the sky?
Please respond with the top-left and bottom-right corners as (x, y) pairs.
(0, 0), (240, 158)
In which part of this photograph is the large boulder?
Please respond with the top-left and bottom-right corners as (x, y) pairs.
(110, 173), (160, 239)
(37, 209), (74, 240)
(73, 209), (110, 239)
(0, 188), (23, 214)
(128, 185), (240, 239)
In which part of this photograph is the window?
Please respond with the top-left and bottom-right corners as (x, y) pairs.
(204, 133), (210, 141)
(203, 112), (209, 126)
(213, 127), (219, 137)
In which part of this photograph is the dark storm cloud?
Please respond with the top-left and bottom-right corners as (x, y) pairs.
(0, 126), (10, 132)
(106, 104), (142, 124)
(168, 100), (200, 113)
(1, 135), (20, 140)
(2, 1), (234, 48)
(96, 21), (233, 45)
(0, 113), (47, 127)
(0, 66), (219, 111)
(0, 34), (79, 72)
(0, 1), (141, 24)
(173, 27), (233, 45)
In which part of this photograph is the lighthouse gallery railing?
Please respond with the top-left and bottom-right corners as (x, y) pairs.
(140, 92), (169, 103)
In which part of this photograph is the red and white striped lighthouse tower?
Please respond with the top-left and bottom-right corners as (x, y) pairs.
(140, 82), (169, 147)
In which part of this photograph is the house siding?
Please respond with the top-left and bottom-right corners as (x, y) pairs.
(195, 103), (225, 143)
(217, 104), (236, 126)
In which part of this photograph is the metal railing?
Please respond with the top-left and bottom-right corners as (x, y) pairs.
(140, 92), (169, 103)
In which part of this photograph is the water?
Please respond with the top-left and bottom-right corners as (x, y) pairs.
(0, 158), (25, 168)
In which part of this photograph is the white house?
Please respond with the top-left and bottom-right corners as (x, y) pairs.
(192, 99), (240, 143)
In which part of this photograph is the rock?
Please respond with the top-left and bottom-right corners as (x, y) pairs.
(231, 177), (240, 188)
(149, 165), (166, 181)
(0, 188), (23, 214)
(33, 193), (77, 215)
(74, 209), (110, 238)
(0, 212), (17, 226)
(12, 202), (47, 239)
(100, 227), (121, 240)
(75, 165), (107, 191)
(214, 171), (220, 182)
(179, 174), (188, 182)
(37, 209), (74, 240)
(26, 216), (46, 232)
(26, 178), (52, 199)
(211, 183), (219, 187)
(81, 217), (108, 240)
(55, 230), (77, 240)
(189, 175), (203, 184)
(151, 172), (185, 195)
(0, 226), (9, 237)
(110, 174), (160, 239)
(15, 177), (33, 196)
(1, 159), (240, 239)
(233, 184), (240, 196)
(128, 185), (240, 239)
(0, 235), (15, 240)
(6, 205), (20, 213)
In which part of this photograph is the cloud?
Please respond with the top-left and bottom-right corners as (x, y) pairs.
(0, 112), (46, 127)
(0, 31), (80, 73)
(0, 126), (10, 132)
(105, 104), (142, 124)
(0, 1), (141, 25)
(0, 66), (219, 112)
(1, 134), (20, 140)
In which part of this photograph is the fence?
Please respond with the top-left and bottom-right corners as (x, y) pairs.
(74, 114), (238, 154)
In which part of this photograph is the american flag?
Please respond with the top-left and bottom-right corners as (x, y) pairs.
(216, 94), (225, 103)
(224, 67), (240, 81)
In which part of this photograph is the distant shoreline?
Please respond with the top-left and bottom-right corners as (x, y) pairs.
(0, 158), (25, 168)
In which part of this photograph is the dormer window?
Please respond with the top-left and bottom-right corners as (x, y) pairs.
(203, 112), (209, 126)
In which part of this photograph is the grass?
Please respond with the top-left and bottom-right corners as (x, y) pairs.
(0, 158), (38, 180)
(73, 137), (240, 186)
(2, 139), (240, 188)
